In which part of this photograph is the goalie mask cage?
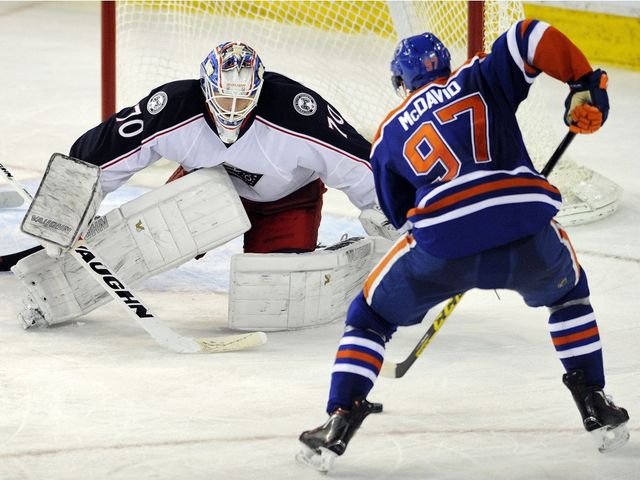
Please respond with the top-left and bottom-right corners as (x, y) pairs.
(101, 0), (621, 225)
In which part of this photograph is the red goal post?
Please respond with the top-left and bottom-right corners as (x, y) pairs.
(100, 0), (620, 225)
(102, 1), (116, 121)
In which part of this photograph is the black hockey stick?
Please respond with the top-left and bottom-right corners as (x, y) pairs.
(541, 131), (576, 177)
(380, 131), (576, 379)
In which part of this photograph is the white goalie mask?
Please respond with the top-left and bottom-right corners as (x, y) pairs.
(200, 41), (265, 143)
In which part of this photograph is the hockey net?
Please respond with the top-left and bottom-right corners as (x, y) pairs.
(107, 0), (621, 225)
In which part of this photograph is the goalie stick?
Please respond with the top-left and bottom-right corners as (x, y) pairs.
(380, 131), (577, 378)
(0, 160), (267, 353)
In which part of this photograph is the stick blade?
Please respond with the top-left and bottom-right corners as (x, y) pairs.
(379, 360), (399, 378)
(195, 331), (267, 353)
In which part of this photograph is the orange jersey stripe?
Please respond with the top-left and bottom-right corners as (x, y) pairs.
(524, 63), (538, 76)
(336, 350), (383, 370)
(530, 25), (592, 82)
(407, 177), (560, 217)
(363, 234), (413, 300)
(552, 326), (599, 346)
(520, 18), (535, 36)
(554, 220), (581, 272)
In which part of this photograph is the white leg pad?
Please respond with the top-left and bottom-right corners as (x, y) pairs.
(12, 166), (249, 326)
(228, 236), (393, 331)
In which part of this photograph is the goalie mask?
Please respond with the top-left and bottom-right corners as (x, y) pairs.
(390, 32), (451, 98)
(200, 41), (265, 143)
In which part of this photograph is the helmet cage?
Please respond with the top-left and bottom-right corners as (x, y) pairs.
(200, 42), (265, 132)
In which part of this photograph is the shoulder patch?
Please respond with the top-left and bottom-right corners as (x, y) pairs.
(293, 92), (317, 116)
(147, 91), (168, 115)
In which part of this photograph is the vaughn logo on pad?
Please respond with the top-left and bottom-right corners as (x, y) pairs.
(29, 215), (72, 233)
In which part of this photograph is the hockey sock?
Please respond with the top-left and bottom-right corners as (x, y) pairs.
(327, 326), (386, 414)
(549, 269), (604, 387)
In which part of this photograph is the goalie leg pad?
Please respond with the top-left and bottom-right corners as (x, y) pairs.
(21, 153), (102, 250)
(12, 166), (249, 326)
(228, 236), (393, 331)
(12, 249), (111, 326)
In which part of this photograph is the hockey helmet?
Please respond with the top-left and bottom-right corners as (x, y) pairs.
(390, 32), (451, 98)
(200, 41), (265, 143)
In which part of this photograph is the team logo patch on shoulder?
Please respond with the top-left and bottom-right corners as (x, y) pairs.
(147, 91), (168, 115)
(293, 92), (317, 116)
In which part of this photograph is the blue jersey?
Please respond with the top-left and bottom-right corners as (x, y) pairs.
(371, 20), (575, 259)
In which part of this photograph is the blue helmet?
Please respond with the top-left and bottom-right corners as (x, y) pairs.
(390, 33), (451, 97)
(200, 41), (265, 143)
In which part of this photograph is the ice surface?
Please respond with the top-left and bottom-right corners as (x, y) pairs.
(0, 3), (638, 479)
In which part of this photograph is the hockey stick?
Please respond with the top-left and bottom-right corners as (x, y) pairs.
(379, 293), (463, 378)
(541, 132), (576, 177)
(380, 131), (577, 378)
(0, 160), (267, 353)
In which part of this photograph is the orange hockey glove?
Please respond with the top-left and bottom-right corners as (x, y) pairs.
(564, 69), (609, 134)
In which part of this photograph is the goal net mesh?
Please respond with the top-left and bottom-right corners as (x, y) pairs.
(113, 0), (620, 224)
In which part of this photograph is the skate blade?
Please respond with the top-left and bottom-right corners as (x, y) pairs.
(296, 444), (337, 473)
(591, 421), (630, 453)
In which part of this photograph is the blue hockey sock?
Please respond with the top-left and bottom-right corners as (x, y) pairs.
(549, 270), (604, 387)
(327, 327), (386, 414)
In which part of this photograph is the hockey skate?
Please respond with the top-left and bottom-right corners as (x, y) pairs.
(563, 369), (630, 453)
(296, 399), (382, 473)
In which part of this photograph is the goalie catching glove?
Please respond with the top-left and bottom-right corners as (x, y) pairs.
(564, 69), (609, 134)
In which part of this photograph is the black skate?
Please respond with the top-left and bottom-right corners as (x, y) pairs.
(296, 399), (382, 472)
(563, 369), (630, 452)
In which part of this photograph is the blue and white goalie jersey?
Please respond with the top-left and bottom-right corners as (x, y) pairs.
(70, 72), (376, 210)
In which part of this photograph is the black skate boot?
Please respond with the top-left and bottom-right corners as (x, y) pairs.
(563, 369), (630, 453)
(296, 399), (382, 472)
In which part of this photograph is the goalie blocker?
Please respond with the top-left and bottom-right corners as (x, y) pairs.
(21, 153), (102, 256)
(12, 166), (250, 327)
(228, 236), (392, 331)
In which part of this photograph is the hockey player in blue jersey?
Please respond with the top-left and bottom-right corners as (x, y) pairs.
(297, 19), (629, 472)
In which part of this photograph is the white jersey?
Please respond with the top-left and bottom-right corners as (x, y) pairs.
(70, 72), (376, 209)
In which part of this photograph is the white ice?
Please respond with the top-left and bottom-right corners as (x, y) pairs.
(0, 3), (639, 479)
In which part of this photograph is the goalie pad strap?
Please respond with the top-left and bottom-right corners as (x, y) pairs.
(228, 236), (393, 331)
(12, 166), (250, 325)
